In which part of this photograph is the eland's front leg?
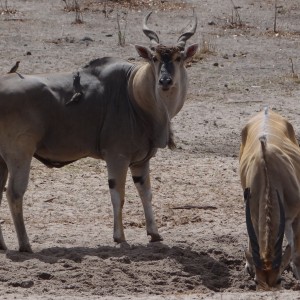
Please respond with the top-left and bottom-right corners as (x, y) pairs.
(107, 158), (129, 243)
(0, 156), (8, 250)
(130, 161), (162, 242)
(6, 157), (32, 252)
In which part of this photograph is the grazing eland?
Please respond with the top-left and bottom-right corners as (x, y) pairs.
(0, 12), (198, 252)
(239, 107), (300, 290)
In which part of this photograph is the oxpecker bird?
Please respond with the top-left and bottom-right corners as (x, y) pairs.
(8, 61), (20, 74)
(66, 72), (84, 105)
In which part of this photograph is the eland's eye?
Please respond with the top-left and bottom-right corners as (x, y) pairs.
(152, 56), (158, 62)
(175, 56), (181, 62)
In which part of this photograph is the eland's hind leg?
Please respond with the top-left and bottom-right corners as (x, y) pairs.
(106, 157), (129, 243)
(130, 161), (162, 242)
(6, 156), (32, 252)
(0, 156), (8, 250)
(291, 216), (300, 279)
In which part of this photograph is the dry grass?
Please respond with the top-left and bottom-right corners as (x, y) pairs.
(83, 0), (188, 11)
(62, 0), (84, 24)
(119, 0), (187, 10)
(74, 0), (84, 24)
(287, 57), (300, 83)
(229, 0), (243, 28)
(191, 35), (217, 64)
(215, 0), (246, 30)
(62, 0), (77, 12)
(0, 0), (17, 14)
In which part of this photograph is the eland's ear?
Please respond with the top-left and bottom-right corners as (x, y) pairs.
(280, 244), (292, 273)
(183, 43), (198, 61)
(135, 45), (152, 60)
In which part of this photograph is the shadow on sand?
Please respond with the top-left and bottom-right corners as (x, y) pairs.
(6, 242), (230, 291)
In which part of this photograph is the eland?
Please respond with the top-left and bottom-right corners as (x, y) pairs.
(0, 12), (198, 252)
(239, 107), (300, 290)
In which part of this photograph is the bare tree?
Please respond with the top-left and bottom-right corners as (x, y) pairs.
(274, 0), (283, 33)
(73, 0), (83, 24)
(117, 11), (128, 47)
(230, 0), (243, 27)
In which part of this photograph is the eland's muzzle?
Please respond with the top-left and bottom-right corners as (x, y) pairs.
(159, 76), (173, 89)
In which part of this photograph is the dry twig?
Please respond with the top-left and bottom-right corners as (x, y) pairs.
(172, 205), (218, 210)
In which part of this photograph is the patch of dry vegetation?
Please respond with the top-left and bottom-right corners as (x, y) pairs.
(286, 57), (300, 84)
(62, 0), (84, 24)
(112, 0), (188, 10)
(188, 35), (216, 66)
(0, 0), (16, 15)
(83, 0), (188, 12)
(263, 30), (300, 38)
(62, 0), (79, 12)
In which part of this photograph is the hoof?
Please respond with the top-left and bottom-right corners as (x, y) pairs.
(19, 245), (33, 253)
(113, 237), (126, 244)
(117, 241), (130, 249)
(0, 243), (7, 251)
(245, 265), (254, 278)
(149, 233), (163, 242)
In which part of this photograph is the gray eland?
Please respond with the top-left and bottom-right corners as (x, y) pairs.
(0, 12), (198, 252)
(239, 108), (300, 290)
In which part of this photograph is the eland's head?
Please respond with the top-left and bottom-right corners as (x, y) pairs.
(244, 188), (291, 290)
(135, 11), (198, 92)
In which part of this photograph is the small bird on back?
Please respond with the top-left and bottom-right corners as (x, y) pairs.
(66, 71), (84, 105)
(8, 61), (20, 74)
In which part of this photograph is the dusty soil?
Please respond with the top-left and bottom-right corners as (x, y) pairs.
(1, 0), (300, 299)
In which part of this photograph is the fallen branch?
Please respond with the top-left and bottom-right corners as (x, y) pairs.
(172, 205), (217, 210)
(44, 197), (56, 203)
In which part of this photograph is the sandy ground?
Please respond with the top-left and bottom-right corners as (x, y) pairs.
(1, 0), (300, 299)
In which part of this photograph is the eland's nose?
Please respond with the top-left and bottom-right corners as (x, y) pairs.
(159, 77), (173, 88)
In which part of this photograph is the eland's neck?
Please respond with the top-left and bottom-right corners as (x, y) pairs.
(157, 67), (188, 119)
(130, 63), (188, 119)
(127, 64), (170, 148)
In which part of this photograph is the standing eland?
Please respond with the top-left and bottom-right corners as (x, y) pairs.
(0, 12), (198, 252)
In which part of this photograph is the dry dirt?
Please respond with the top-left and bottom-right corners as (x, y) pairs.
(1, 0), (300, 299)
